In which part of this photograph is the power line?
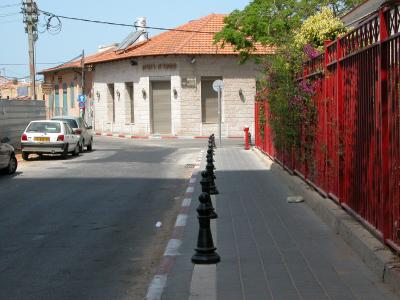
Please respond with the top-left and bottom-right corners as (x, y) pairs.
(38, 9), (218, 34)
(0, 18), (20, 23)
(0, 62), (65, 65)
(0, 12), (20, 17)
(0, 3), (20, 9)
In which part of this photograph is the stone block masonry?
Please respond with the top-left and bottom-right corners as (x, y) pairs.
(93, 56), (258, 137)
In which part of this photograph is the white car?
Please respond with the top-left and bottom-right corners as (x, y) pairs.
(21, 120), (80, 160)
(51, 116), (93, 152)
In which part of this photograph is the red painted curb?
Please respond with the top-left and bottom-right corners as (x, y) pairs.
(131, 136), (149, 139)
(156, 255), (177, 275)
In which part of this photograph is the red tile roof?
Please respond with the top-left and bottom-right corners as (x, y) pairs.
(86, 14), (273, 64)
(39, 49), (114, 74)
(40, 14), (273, 73)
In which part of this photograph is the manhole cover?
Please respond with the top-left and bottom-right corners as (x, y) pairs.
(185, 163), (196, 168)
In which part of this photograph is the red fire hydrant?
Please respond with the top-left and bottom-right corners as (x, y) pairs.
(244, 126), (250, 150)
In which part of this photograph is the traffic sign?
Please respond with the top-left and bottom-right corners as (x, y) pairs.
(212, 79), (224, 92)
(212, 80), (223, 147)
(41, 83), (53, 95)
(78, 95), (86, 103)
(79, 102), (85, 109)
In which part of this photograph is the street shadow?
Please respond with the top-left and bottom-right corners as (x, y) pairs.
(0, 171), (23, 179)
(0, 175), (189, 300)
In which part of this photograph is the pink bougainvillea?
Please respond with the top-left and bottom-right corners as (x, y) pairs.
(303, 44), (321, 59)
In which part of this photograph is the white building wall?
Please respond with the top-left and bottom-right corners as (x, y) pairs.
(93, 55), (260, 137)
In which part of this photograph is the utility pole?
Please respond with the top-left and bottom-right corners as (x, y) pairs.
(81, 49), (85, 118)
(22, 0), (39, 100)
(81, 49), (85, 95)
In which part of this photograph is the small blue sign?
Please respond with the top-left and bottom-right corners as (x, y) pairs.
(77, 95), (86, 103)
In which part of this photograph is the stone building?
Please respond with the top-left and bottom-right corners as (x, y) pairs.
(39, 57), (94, 119)
(86, 14), (271, 137)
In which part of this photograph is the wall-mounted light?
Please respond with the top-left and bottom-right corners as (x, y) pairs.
(96, 91), (100, 101)
(173, 88), (178, 98)
(116, 89), (121, 100)
(190, 57), (196, 64)
(239, 88), (245, 102)
(142, 88), (147, 99)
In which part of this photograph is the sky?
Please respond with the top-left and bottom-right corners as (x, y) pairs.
(0, 0), (250, 80)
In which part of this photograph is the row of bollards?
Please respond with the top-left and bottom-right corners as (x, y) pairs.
(192, 134), (221, 264)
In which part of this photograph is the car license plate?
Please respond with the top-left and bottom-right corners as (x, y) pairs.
(34, 137), (50, 142)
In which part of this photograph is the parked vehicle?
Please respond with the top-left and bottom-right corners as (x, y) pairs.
(0, 137), (17, 174)
(51, 116), (93, 152)
(21, 120), (80, 160)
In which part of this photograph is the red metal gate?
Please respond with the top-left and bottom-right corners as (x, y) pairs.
(254, 1), (400, 253)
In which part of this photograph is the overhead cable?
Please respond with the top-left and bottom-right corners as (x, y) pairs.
(39, 9), (218, 34)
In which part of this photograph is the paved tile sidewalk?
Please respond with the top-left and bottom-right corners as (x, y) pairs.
(162, 145), (398, 300)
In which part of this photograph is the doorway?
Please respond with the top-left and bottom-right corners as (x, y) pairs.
(151, 81), (171, 134)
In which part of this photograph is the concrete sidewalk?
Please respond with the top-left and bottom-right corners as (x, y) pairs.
(161, 145), (398, 300)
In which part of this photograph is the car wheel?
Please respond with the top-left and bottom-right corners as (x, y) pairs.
(61, 144), (69, 159)
(22, 152), (29, 161)
(87, 139), (93, 151)
(6, 155), (17, 174)
(73, 144), (80, 156)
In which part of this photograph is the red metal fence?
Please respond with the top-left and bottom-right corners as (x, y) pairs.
(255, 2), (400, 252)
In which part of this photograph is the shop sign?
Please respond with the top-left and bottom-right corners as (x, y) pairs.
(142, 63), (177, 71)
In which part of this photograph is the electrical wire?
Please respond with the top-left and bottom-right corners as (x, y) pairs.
(38, 9), (218, 34)
(0, 3), (20, 9)
(0, 62), (65, 65)
(0, 12), (20, 18)
(0, 18), (20, 24)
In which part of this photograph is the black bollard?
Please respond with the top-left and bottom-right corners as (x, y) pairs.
(208, 139), (214, 148)
(206, 149), (215, 162)
(206, 157), (219, 195)
(208, 142), (215, 155)
(200, 171), (218, 219)
(191, 192), (220, 264)
(211, 134), (216, 148)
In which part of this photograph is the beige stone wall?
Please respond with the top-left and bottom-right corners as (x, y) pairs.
(93, 55), (261, 137)
(43, 70), (93, 120)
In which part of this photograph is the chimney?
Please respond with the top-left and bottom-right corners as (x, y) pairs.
(135, 17), (148, 42)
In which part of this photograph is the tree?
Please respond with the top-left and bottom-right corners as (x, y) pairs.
(214, 0), (363, 58)
(215, 1), (358, 155)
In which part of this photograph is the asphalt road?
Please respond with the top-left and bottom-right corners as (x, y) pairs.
(0, 136), (216, 300)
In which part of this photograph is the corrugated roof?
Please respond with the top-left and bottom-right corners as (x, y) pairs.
(341, 0), (386, 26)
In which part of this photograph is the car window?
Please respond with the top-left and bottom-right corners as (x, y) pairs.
(64, 123), (73, 134)
(27, 122), (61, 133)
(53, 118), (79, 129)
